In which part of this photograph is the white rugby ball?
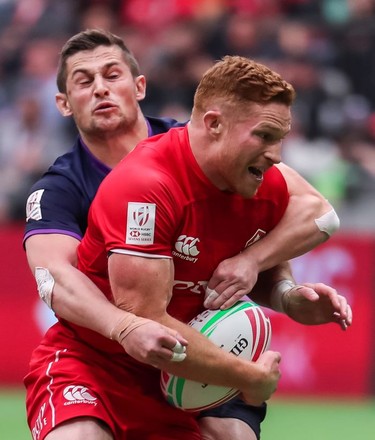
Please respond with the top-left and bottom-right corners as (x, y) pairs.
(160, 301), (271, 411)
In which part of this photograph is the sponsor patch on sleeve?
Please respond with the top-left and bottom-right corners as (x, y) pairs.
(126, 202), (156, 245)
(26, 189), (45, 222)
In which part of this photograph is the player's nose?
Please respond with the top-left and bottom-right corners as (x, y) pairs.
(93, 75), (109, 97)
(264, 142), (282, 165)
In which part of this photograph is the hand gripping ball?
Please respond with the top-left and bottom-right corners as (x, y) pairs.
(160, 301), (272, 411)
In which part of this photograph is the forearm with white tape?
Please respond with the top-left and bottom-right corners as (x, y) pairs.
(110, 313), (151, 343)
(110, 314), (187, 362)
(35, 267), (55, 309)
(269, 279), (297, 313)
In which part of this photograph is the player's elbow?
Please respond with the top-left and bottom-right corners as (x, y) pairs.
(314, 207), (340, 237)
(296, 192), (340, 239)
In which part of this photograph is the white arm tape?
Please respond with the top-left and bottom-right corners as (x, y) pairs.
(270, 280), (296, 313)
(314, 208), (340, 236)
(35, 267), (55, 309)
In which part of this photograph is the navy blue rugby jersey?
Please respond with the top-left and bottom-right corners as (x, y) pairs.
(24, 116), (185, 243)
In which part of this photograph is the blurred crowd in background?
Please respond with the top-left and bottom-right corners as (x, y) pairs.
(0, 0), (375, 230)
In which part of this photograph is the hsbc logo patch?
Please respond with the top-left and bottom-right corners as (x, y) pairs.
(172, 235), (200, 263)
(63, 385), (98, 406)
(126, 202), (156, 245)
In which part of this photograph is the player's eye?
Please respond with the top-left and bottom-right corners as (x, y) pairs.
(76, 76), (92, 86)
(107, 71), (121, 80)
(257, 132), (272, 141)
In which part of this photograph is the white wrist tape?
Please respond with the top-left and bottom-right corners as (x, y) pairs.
(35, 267), (55, 309)
(270, 280), (296, 313)
(315, 208), (340, 236)
(204, 287), (219, 308)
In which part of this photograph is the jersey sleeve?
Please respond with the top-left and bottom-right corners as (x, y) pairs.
(24, 173), (86, 243)
(89, 157), (181, 258)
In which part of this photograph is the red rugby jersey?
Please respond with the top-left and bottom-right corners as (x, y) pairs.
(78, 126), (289, 328)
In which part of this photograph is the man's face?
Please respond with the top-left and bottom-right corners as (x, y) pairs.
(210, 101), (291, 198)
(57, 45), (145, 137)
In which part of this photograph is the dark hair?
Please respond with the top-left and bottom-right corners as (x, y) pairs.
(56, 29), (140, 93)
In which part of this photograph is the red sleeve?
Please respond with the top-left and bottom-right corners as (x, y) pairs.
(89, 153), (182, 257)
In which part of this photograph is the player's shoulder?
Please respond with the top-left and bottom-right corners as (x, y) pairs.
(35, 139), (82, 181)
(264, 165), (287, 185)
(146, 115), (187, 135)
(47, 138), (92, 177)
(257, 165), (288, 200)
(29, 138), (109, 196)
(27, 153), (78, 200)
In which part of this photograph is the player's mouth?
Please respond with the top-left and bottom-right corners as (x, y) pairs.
(248, 166), (264, 182)
(93, 102), (117, 113)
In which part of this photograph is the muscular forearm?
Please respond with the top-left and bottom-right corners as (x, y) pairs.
(248, 162), (340, 272)
(51, 265), (126, 338)
(26, 234), (125, 338)
(116, 280), (260, 387)
(244, 195), (332, 273)
(156, 313), (263, 389)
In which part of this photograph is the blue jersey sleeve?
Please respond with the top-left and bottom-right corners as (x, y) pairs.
(23, 119), (185, 246)
(24, 173), (88, 243)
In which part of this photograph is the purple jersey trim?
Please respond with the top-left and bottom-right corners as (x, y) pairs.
(146, 118), (153, 137)
(24, 228), (82, 244)
(80, 138), (111, 174)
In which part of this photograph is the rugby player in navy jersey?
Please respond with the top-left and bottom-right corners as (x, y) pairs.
(23, 30), (351, 440)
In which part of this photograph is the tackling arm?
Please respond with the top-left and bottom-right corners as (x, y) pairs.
(250, 262), (352, 330)
(26, 234), (128, 337)
(25, 234), (188, 365)
(205, 163), (340, 309)
(248, 162), (339, 271)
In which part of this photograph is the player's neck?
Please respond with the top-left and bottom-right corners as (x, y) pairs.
(80, 118), (149, 169)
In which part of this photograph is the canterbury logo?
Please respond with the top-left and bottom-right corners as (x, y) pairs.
(63, 385), (97, 402)
(175, 235), (200, 256)
(172, 235), (200, 263)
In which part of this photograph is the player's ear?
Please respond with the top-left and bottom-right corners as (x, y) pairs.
(203, 111), (223, 138)
(56, 93), (72, 117)
(135, 75), (146, 101)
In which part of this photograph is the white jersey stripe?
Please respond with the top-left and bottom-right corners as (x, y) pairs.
(46, 349), (67, 428)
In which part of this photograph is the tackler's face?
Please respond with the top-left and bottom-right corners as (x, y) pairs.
(212, 101), (291, 199)
(57, 45), (145, 137)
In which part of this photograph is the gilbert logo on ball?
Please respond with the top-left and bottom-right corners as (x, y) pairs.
(160, 301), (271, 411)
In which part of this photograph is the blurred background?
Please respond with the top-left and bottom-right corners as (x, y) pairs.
(0, 0), (374, 439)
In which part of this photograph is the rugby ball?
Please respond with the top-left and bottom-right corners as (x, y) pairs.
(160, 301), (271, 411)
